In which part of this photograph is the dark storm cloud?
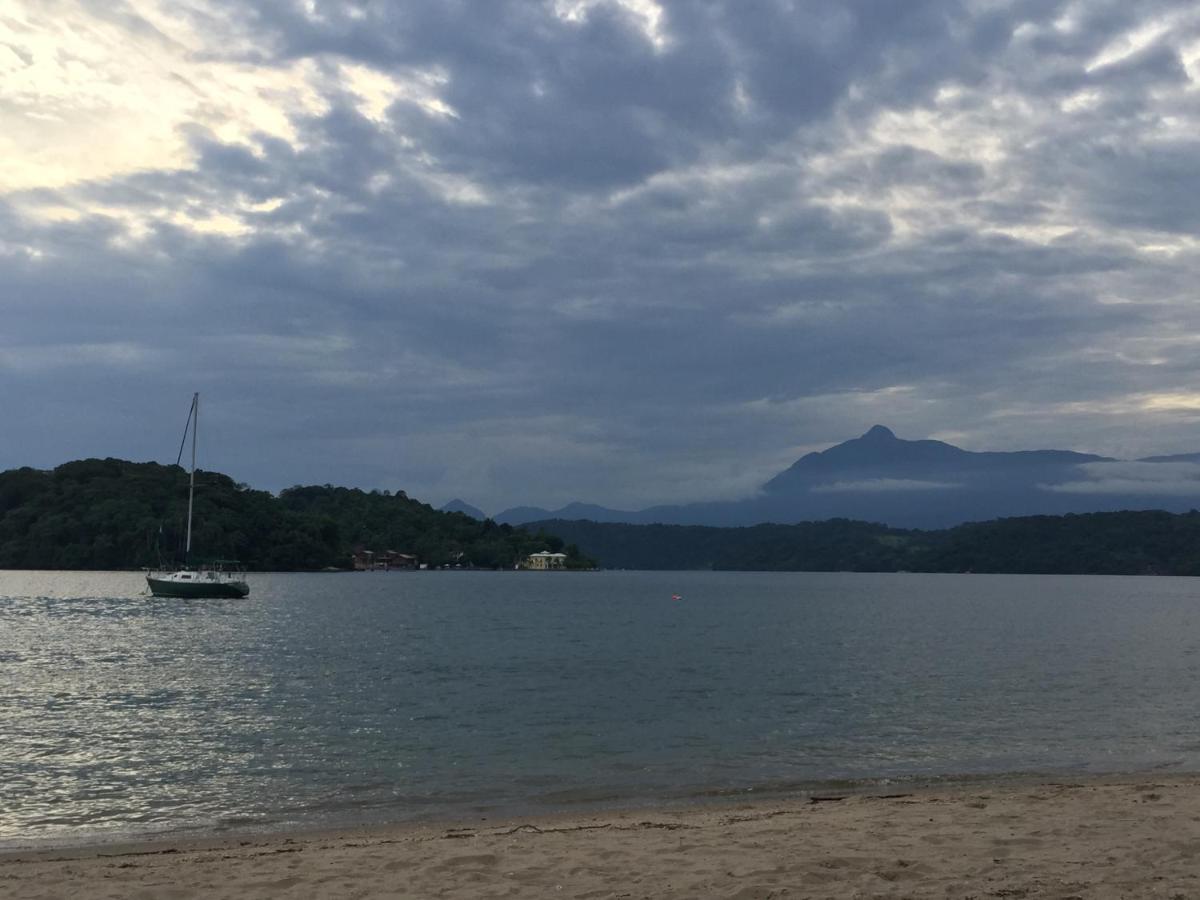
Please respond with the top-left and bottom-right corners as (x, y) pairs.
(5, 0), (1200, 510)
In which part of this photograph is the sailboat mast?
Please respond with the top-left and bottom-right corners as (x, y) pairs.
(186, 392), (197, 558)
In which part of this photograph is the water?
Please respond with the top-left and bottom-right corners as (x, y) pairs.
(4, 569), (1200, 846)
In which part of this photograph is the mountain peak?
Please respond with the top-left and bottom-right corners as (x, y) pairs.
(440, 498), (486, 519)
(762, 424), (966, 492)
(862, 424), (897, 441)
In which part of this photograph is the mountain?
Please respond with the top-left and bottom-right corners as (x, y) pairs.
(497, 426), (1200, 530)
(440, 498), (487, 520)
(762, 425), (1107, 491)
(743, 424), (1123, 528)
(1137, 452), (1200, 464)
(495, 501), (640, 526)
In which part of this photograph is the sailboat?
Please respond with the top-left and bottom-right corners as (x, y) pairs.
(146, 393), (250, 599)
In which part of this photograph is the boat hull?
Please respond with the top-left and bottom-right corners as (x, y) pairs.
(146, 575), (249, 599)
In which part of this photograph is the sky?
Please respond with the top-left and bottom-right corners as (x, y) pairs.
(4, 0), (1200, 515)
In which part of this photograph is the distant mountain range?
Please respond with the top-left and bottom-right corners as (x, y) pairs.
(491, 425), (1200, 529)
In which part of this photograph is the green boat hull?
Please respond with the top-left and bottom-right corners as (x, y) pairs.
(146, 575), (249, 599)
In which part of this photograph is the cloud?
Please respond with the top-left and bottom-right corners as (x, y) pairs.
(1044, 461), (1200, 496)
(4, 0), (1200, 512)
(812, 478), (964, 494)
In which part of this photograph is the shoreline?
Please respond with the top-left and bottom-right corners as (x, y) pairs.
(6, 773), (1200, 898)
(0, 767), (1145, 855)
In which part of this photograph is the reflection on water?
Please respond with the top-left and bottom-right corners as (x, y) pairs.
(4, 569), (1200, 845)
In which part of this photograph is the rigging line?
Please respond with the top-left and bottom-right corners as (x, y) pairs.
(175, 395), (196, 468)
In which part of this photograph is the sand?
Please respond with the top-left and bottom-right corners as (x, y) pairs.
(4, 776), (1200, 899)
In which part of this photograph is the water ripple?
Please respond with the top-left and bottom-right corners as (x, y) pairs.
(4, 569), (1200, 844)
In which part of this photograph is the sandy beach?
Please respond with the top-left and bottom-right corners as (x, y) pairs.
(4, 776), (1200, 899)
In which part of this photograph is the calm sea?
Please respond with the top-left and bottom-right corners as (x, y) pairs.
(4, 569), (1200, 846)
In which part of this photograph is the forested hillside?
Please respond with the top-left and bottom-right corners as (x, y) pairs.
(8, 457), (1200, 575)
(0, 459), (590, 571)
(532, 510), (1200, 575)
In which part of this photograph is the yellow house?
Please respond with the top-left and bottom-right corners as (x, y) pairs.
(524, 551), (567, 570)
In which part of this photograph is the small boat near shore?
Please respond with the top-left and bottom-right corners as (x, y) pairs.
(146, 561), (249, 599)
(146, 393), (250, 599)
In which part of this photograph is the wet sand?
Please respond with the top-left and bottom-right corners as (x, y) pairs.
(4, 775), (1199, 898)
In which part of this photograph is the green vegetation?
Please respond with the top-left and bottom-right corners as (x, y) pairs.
(8, 457), (1200, 575)
(0, 459), (594, 571)
(532, 510), (1200, 575)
